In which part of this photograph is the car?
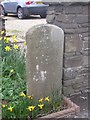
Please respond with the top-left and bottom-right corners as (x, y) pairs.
(0, 0), (48, 19)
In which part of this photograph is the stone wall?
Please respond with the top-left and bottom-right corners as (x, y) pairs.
(46, 2), (90, 96)
(0, 17), (6, 36)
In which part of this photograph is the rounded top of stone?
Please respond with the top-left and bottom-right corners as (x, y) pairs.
(26, 24), (64, 37)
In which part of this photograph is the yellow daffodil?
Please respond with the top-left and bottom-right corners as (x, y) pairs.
(12, 35), (16, 39)
(24, 41), (26, 45)
(13, 44), (19, 49)
(12, 35), (18, 42)
(19, 92), (26, 97)
(13, 38), (18, 42)
(5, 46), (11, 52)
(39, 98), (43, 102)
(27, 95), (33, 100)
(38, 104), (44, 110)
(10, 69), (14, 73)
(4, 36), (6, 40)
(8, 106), (13, 112)
(0, 30), (4, 35)
(45, 96), (50, 102)
(2, 104), (6, 108)
(27, 106), (35, 111)
(0, 37), (2, 41)
(5, 37), (10, 43)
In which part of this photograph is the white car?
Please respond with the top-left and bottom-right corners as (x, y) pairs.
(0, 0), (48, 19)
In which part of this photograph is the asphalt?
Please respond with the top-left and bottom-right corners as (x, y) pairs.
(68, 89), (90, 118)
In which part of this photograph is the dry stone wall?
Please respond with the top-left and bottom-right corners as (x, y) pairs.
(46, 2), (90, 96)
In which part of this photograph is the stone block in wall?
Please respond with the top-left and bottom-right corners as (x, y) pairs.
(46, 14), (55, 23)
(75, 15), (88, 24)
(82, 36), (89, 41)
(63, 74), (88, 87)
(65, 34), (83, 52)
(55, 14), (76, 23)
(64, 55), (83, 68)
(54, 22), (78, 29)
(81, 50), (90, 56)
(64, 6), (83, 14)
(63, 86), (74, 96)
(63, 67), (81, 80)
(64, 27), (88, 34)
(82, 6), (88, 14)
(83, 41), (90, 50)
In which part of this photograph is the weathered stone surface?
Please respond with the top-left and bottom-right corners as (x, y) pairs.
(64, 55), (83, 68)
(75, 15), (88, 23)
(65, 35), (83, 52)
(63, 86), (74, 96)
(63, 67), (80, 80)
(46, 14), (55, 23)
(55, 14), (76, 23)
(64, 6), (82, 14)
(46, 3), (89, 95)
(26, 24), (64, 98)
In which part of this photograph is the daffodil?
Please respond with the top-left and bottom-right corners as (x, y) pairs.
(24, 41), (26, 45)
(38, 104), (44, 110)
(5, 37), (10, 43)
(39, 98), (43, 102)
(12, 35), (16, 39)
(8, 106), (13, 112)
(27, 106), (35, 111)
(13, 44), (19, 49)
(0, 30), (4, 35)
(2, 104), (6, 108)
(5, 46), (11, 52)
(27, 95), (33, 100)
(0, 37), (2, 41)
(19, 92), (26, 97)
(45, 96), (50, 102)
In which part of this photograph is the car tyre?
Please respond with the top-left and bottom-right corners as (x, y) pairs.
(40, 14), (46, 18)
(0, 6), (7, 16)
(17, 8), (25, 19)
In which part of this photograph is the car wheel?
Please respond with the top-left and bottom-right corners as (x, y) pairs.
(17, 8), (25, 19)
(40, 14), (46, 18)
(1, 6), (7, 16)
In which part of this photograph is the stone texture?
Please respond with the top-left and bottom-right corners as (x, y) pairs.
(26, 24), (64, 98)
(46, 3), (90, 96)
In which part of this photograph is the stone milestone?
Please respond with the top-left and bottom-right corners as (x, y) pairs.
(26, 24), (64, 98)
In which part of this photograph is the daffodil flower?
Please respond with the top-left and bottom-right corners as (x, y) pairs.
(12, 35), (16, 39)
(39, 98), (43, 102)
(2, 104), (6, 108)
(27, 106), (35, 111)
(38, 104), (44, 110)
(27, 95), (33, 100)
(45, 96), (50, 102)
(19, 92), (26, 97)
(13, 44), (19, 49)
(5, 46), (11, 52)
(0, 30), (4, 35)
(8, 106), (14, 112)
(5, 37), (10, 43)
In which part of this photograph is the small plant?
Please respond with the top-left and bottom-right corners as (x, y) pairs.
(2, 92), (63, 120)
(0, 31), (26, 101)
(0, 30), (63, 120)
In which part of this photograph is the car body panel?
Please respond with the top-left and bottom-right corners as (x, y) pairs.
(0, 0), (48, 16)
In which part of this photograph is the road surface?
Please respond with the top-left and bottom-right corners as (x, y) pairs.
(5, 14), (47, 38)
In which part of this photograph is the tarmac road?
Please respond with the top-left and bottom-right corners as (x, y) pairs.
(5, 14), (47, 38)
